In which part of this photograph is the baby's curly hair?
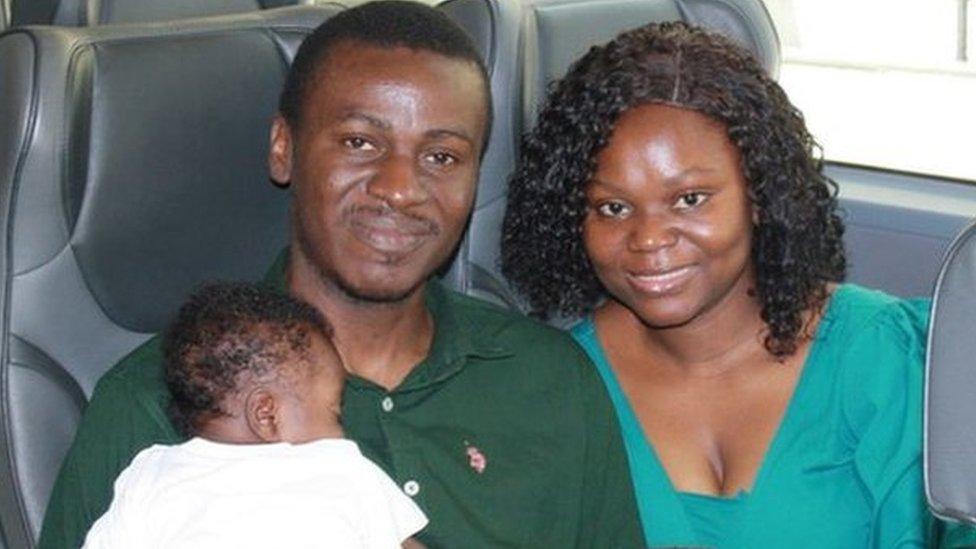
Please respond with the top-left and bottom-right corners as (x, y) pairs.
(501, 21), (845, 357)
(163, 282), (333, 436)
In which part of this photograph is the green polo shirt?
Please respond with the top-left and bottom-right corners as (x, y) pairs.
(39, 254), (643, 549)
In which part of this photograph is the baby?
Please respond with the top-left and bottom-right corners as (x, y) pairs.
(83, 282), (427, 548)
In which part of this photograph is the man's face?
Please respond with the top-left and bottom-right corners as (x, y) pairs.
(270, 41), (489, 303)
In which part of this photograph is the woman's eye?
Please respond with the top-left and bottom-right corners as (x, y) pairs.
(674, 191), (709, 210)
(341, 136), (376, 151)
(596, 201), (631, 218)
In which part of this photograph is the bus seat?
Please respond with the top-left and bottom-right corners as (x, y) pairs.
(3, 0), (308, 27)
(926, 218), (976, 527)
(0, 6), (342, 545)
(436, 0), (524, 309)
(521, 0), (780, 127)
(6, 0), (85, 26)
(87, 0), (309, 25)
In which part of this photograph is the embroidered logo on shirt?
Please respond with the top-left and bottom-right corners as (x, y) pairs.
(464, 442), (487, 474)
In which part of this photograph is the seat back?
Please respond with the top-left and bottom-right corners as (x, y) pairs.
(5, 0), (304, 27)
(926, 218), (976, 526)
(0, 6), (342, 545)
(522, 0), (780, 127)
(436, 0), (524, 308)
(87, 0), (305, 25)
(8, 0), (85, 26)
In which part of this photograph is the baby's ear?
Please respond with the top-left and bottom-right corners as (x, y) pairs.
(244, 388), (280, 442)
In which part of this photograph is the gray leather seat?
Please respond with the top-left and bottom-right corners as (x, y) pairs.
(436, 0), (524, 308)
(521, 0), (780, 127)
(3, 0), (305, 27)
(5, 0), (85, 26)
(86, 0), (306, 25)
(0, 6), (342, 546)
(926, 218), (976, 527)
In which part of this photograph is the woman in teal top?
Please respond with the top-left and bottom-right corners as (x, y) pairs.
(501, 21), (975, 548)
(574, 286), (932, 547)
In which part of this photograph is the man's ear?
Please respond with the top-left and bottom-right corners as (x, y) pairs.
(244, 388), (280, 442)
(269, 115), (294, 188)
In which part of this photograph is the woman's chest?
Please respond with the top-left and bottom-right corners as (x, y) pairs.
(624, 363), (803, 497)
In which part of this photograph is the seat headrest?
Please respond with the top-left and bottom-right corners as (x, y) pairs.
(4, 6), (342, 334)
(87, 0), (263, 25)
(10, 0), (84, 26)
(523, 0), (780, 125)
(926, 218), (976, 526)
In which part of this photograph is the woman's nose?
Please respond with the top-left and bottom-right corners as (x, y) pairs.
(627, 212), (678, 252)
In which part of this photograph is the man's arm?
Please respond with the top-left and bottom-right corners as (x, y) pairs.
(574, 346), (645, 548)
(37, 338), (181, 549)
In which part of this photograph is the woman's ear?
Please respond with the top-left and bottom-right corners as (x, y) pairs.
(244, 388), (280, 442)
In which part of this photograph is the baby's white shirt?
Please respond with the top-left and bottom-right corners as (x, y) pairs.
(82, 437), (427, 549)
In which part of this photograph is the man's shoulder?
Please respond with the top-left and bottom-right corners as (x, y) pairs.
(441, 287), (582, 352)
(91, 335), (167, 401)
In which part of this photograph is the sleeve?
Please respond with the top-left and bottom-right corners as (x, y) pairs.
(572, 343), (645, 549)
(37, 339), (181, 549)
(360, 460), (429, 548)
(838, 300), (932, 548)
(80, 453), (151, 549)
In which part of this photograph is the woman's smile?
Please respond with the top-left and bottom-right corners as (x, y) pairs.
(626, 265), (697, 297)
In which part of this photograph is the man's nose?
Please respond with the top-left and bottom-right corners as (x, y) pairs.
(365, 153), (431, 208)
(627, 211), (679, 252)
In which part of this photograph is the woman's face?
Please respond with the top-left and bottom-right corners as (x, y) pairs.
(583, 103), (755, 328)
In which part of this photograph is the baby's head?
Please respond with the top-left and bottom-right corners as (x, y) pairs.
(164, 282), (345, 444)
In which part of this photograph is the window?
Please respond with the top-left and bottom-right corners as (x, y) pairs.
(764, 0), (976, 181)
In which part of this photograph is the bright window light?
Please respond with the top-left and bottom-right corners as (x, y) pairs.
(764, 0), (976, 182)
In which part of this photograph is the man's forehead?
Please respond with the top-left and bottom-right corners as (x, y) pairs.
(310, 40), (483, 90)
(300, 41), (489, 143)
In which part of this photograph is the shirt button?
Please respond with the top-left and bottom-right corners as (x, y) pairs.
(403, 480), (420, 497)
(381, 396), (394, 412)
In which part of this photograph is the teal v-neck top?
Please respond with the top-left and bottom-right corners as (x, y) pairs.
(572, 284), (975, 548)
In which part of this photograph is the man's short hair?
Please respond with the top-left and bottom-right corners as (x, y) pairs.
(163, 282), (332, 436)
(278, 0), (491, 132)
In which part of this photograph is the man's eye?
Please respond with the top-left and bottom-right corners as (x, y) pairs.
(424, 151), (458, 166)
(674, 191), (709, 210)
(596, 201), (631, 218)
(341, 137), (376, 151)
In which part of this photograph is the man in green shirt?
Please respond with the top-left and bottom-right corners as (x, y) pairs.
(38, 2), (643, 548)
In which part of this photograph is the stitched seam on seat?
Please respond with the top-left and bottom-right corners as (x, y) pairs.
(0, 29), (45, 548)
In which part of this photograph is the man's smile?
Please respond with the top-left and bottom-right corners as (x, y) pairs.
(346, 206), (438, 256)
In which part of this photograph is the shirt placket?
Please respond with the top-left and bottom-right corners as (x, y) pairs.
(375, 388), (428, 505)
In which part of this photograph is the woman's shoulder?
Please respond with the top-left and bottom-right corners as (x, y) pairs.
(569, 316), (596, 342)
(822, 283), (930, 348)
(821, 285), (928, 428)
(568, 316), (605, 365)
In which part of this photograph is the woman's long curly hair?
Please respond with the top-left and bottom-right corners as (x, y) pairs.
(501, 21), (845, 357)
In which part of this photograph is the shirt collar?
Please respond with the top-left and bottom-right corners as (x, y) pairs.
(264, 249), (512, 390)
(413, 280), (512, 387)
